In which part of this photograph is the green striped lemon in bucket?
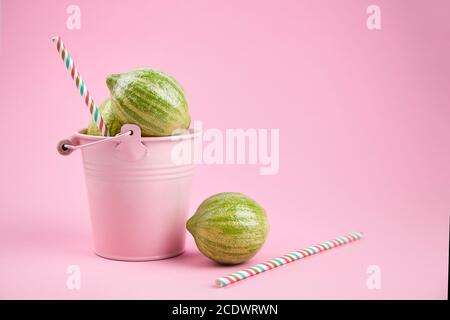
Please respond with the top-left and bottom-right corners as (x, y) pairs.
(187, 192), (269, 265)
(106, 68), (191, 137)
(87, 98), (123, 136)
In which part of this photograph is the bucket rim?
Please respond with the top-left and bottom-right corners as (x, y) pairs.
(74, 127), (201, 142)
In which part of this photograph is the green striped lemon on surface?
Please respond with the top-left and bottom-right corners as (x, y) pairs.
(187, 192), (269, 265)
(87, 98), (123, 136)
(106, 68), (191, 137)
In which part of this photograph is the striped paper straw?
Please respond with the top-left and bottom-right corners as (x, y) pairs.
(215, 231), (363, 288)
(51, 35), (109, 136)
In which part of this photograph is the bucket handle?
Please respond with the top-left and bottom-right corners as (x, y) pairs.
(57, 130), (131, 155)
(57, 124), (148, 161)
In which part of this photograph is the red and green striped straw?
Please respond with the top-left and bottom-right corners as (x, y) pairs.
(215, 231), (363, 288)
(51, 35), (109, 136)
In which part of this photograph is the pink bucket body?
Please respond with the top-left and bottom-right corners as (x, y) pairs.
(73, 126), (200, 261)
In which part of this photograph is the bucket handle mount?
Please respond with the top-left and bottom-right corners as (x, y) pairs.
(57, 124), (148, 161)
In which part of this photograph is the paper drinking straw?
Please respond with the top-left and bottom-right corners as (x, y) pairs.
(215, 231), (363, 288)
(51, 35), (109, 136)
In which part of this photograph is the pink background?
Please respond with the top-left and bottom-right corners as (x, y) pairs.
(0, 0), (448, 299)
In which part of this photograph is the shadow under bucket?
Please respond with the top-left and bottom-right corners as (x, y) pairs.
(60, 124), (201, 261)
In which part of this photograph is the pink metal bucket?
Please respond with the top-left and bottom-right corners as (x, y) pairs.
(58, 124), (200, 261)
